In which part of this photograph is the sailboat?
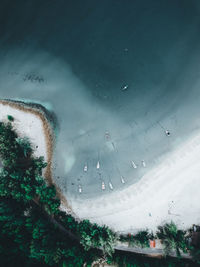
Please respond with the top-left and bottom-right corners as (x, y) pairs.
(78, 185), (82, 193)
(105, 131), (110, 141)
(121, 176), (125, 184)
(102, 181), (105, 190)
(131, 160), (137, 169)
(83, 164), (88, 172)
(109, 182), (113, 190)
(111, 142), (116, 151)
(96, 161), (100, 170)
(142, 160), (146, 167)
(122, 84), (128, 91)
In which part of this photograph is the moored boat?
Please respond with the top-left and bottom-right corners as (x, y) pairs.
(109, 182), (113, 190)
(131, 160), (137, 168)
(121, 176), (125, 184)
(96, 161), (100, 169)
(102, 181), (105, 190)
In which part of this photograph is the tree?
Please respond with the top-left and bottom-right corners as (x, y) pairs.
(7, 115), (14, 122)
(78, 220), (117, 255)
(120, 230), (153, 248)
(16, 137), (32, 157)
(156, 221), (188, 256)
(38, 185), (61, 215)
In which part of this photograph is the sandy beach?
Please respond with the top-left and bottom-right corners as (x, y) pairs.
(0, 100), (73, 212)
(0, 99), (53, 179)
(67, 130), (200, 233)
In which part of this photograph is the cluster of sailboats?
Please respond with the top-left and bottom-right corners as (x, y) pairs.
(79, 161), (116, 193)
(78, 159), (146, 194)
(76, 121), (170, 194)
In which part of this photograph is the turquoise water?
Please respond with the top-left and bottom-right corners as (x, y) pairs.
(0, 0), (200, 199)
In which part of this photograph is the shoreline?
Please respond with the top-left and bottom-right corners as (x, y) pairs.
(1, 99), (200, 234)
(68, 127), (200, 233)
(0, 99), (74, 214)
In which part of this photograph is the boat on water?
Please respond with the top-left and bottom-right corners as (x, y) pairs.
(78, 185), (82, 193)
(109, 182), (113, 190)
(121, 176), (125, 184)
(102, 181), (105, 190)
(96, 161), (100, 169)
(105, 131), (110, 141)
(131, 160), (137, 168)
(111, 142), (116, 150)
(84, 164), (88, 172)
(165, 130), (171, 136)
(142, 160), (146, 167)
(121, 84), (128, 91)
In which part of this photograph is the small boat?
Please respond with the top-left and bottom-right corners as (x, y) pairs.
(109, 182), (113, 190)
(122, 84), (128, 91)
(102, 181), (105, 190)
(105, 131), (110, 140)
(83, 164), (88, 172)
(111, 142), (116, 150)
(121, 176), (125, 184)
(131, 160), (137, 169)
(142, 160), (146, 167)
(96, 161), (100, 169)
(165, 130), (171, 136)
(78, 185), (82, 193)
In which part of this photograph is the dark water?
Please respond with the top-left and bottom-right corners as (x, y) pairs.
(0, 0), (200, 200)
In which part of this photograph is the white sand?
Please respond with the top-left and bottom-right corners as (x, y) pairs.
(0, 102), (47, 161)
(68, 130), (200, 233)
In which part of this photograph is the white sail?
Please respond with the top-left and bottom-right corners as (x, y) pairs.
(78, 185), (82, 193)
(109, 182), (113, 190)
(96, 161), (100, 169)
(121, 176), (125, 184)
(122, 84), (128, 91)
(102, 181), (105, 190)
(142, 160), (146, 167)
(111, 142), (116, 150)
(131, 160), (137, 168)
(84, 164), (88, 172)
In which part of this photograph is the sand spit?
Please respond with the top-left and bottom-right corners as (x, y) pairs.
(0, 99), (72, 213)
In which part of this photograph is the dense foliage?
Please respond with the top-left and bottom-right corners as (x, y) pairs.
(120, 230), (153, 248)
(0, 197), (99, 266)
(7, 115), (14, 122)
(0, 121), (115, 266)
(156, 221), (188, 256)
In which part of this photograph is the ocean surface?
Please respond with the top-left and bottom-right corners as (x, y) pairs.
(0, 0), (200, 200)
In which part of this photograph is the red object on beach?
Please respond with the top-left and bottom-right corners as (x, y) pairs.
(150, 240), (156, 248)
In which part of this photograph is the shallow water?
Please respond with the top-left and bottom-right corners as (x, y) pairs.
(0, 0), (200, 200)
